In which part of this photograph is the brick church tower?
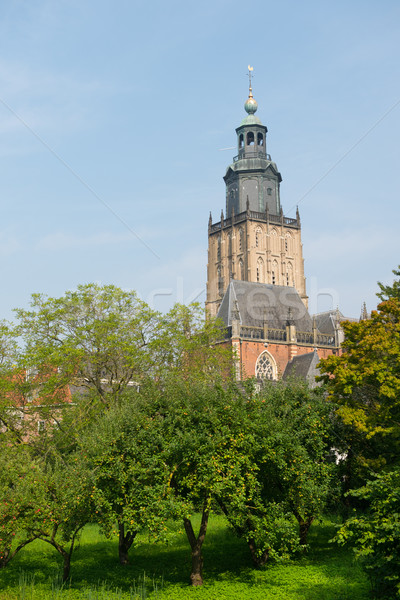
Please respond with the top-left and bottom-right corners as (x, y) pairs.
(206, 73), (307, 318)
(206, 70), (341, 381)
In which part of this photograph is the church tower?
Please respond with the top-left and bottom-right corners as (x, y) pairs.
(206, 72), (308, 317)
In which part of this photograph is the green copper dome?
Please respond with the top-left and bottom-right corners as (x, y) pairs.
(240, 114), (262, 126)
(244, 95), (258, 115)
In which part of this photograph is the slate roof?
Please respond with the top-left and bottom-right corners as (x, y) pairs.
(217, 280), (313, 331)
(313, 309), (357, 335)
(283, 350), (321, 388)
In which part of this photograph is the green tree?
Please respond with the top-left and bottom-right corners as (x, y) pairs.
(377, 265), (400, 302)
(335, 469), (400, 598)
(14, 283), (160, 411)
(0, 443), (42, 568)
(216, 380), (334, 564)
(318, 296), (400, 479)
(33, 456), (95, 582)
(80, 390), (176, 566)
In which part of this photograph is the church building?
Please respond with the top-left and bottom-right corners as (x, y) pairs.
(206, 71), (343, 381)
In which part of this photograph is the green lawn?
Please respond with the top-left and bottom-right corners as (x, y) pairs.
(0, 516), (370, 600)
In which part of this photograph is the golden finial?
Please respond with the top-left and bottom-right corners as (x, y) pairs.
(247, 65), (254, 97)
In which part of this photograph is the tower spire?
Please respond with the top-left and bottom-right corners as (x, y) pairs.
(244, 65), (258, 115)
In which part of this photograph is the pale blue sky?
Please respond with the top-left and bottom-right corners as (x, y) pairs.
(0, 0), (399, 320)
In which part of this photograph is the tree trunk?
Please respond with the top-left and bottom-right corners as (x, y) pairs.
(298, 517), (313, 546)
(0, 548), (10, 568)
(183, 497), (211, 586)
(62, 552), (71, 582)
(118, 522), (137, 565)
(247, 537), (269, 567)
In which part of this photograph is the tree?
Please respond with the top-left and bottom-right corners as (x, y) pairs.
(80, 389), (176, 566)
(32, 455), (95, 582)
(318, 296), (400, 478)
(335, 469), (400, 599)
(377, 265), (400, 302)
(14, 284), (160, 411)
(0, 443), (42, 568)
(0, 320), (23, 441)
(216, 380), (334, 563)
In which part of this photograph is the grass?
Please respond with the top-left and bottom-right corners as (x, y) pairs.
(0, 516), (371, 600)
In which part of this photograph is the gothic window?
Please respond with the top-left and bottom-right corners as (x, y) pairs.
(239, 133), (244, 149)
(272, 259), (278, 285)
(217, 235), (221, 261)
(238, 259), (244, 281)
(255, 351), (276, 380)
(257, 132), (264, 146)
(247, 132), (254, 146)
(256, 257), (264, 283)
(270, 229), (278, 253)
(286, 262), (293, 286)
(267, 187), (272, 195)
(239, 227), (244, 252)
(285, 233), (293, 254)
(255, 227), (262, 248)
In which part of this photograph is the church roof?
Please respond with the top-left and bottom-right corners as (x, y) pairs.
(283, 350), (321, 388)
(217, 280), (313, 331)
(313, 309), (356, 335)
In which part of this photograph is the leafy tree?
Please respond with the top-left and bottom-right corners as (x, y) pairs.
(318, 296), (400, 480)
(14, 284), (160, 411)
(80, 390), (176, 566)
(32, 455), (95, 582)
(0, 444), (42, 568)
(335, 469), (400, 598)
(153, 303), (233, 383)
(216, 380), (334, 563)
(377, 265), (400, 302)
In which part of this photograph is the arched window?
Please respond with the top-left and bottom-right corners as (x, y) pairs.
(255, 351), (277, 380)
(286, 262), (293, 286)
(238, 227), (244, 252)
(270, 229), (278, 253)
(247, 132), (254, 146)
(239, 133), (244, 149)
(238, 259), (244, 281)
(285, 232), (293, 254)
(257, 132), (264, 146)
(255, 227), (262, 248)
(272, 259), (278, 285)
(217, 235), (221, 261)
(256, 257), (264, 283)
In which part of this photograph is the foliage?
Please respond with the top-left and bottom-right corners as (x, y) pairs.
(33, 455), (95, 581)
(318, 295), (400, 476)
(0, 443), (42, 567)
(80, 391), (177, 565)
(153, 303), (233, 383)
(335, 469), (400, 598)
(14, 283), (160, 408)
(217, 380), (334, 561)
(0, 439), (94, 580)
(377, 265), (400, 302)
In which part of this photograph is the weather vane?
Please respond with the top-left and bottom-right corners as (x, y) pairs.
(247, 65), (254, 91)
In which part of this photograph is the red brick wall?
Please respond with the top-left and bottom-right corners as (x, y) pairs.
(233, 339), (339, 380)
